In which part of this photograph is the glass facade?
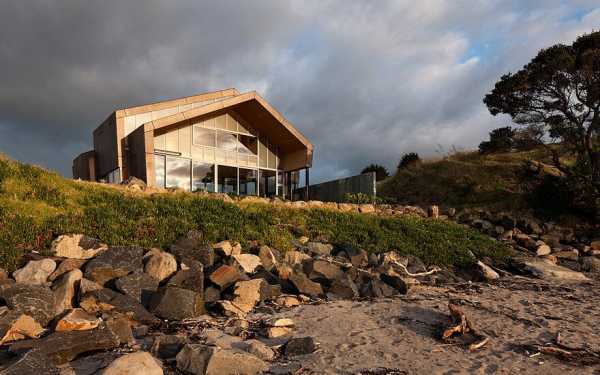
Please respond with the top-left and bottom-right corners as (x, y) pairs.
(218, 165), (237, 194)
(192, 162), (215, 192)
(239, 168), (257, 196)
(259, 169), (277, 197)
(154, 155), (165, 188)
(165, 156), (191, 191)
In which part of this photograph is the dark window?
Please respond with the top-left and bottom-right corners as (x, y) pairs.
(259, 169), (276, 197)
(239, 168), (257, 196)
(238, 134), (257, 155)
(192, 162), (215, 192)
(218, 165), (237, 194)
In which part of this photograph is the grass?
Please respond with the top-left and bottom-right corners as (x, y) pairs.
(0, 155), (510, 271)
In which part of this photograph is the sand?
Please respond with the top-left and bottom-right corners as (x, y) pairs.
(266, 276), (600, 374)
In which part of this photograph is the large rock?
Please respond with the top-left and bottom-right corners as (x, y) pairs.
(151, 334), (188, 359)
(84, 246), (143, 285)
(51, 234), (107, 259)
(176, 344), (267, 375)
(209, 265), (243, 289)
(13, 258), (56, 285)
(283, 251), (311, 266)
(232, 254), (262, 274)
(340, 245), (369, 268)
(150, 287), (205, 320)
(115, 271), (159, 305)
(170, 230), (215, 267)
(48, 259), (86, 282)
(79, 289), (158, 324)
(289, 272), (323, 298)
(8, 328), (120, 365)
(233, 339), (275, 361)
(580, 256), (600, 273)
(231, 279), (270, 314)
(102, 351), (163, 375)
(328, 275), (359, 299)
(53, 269), (83, 315)
(144, 249), (177, 282)
(55, 308), (100, 331)
(167, 259), (204, 292)
(511, 257), (590, 282)
(306, 242), (333, 257)
(379, 271), (409, 294)
(284, 337), (316, 356)
(0, 350), (60, 374)
(0, 310), (44, 344)
(308, 260), (344, 281)
(258, 246), (279, 271)
(475, 261), (500, 281)
(212, 241), (233, 257)
(0, 284), (56, 326)
(360, 278), (398, 298)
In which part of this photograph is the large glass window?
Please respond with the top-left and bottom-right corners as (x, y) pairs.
(154, 155), (165, 188)
(217, 131), (238, 152)
(166, 156), (191, 191)
(218, 165), (238, 194)
(239, 169), (257, 196)
(193, 127), (216, 147)
(192, 162), (215, 192)
(259, 169), (276, 197)
(238, 134), (257, 156)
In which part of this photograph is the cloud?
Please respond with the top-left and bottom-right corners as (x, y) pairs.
(0, 1), (598, 182)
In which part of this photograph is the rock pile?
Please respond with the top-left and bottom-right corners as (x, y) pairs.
(0, 231), (416, 374)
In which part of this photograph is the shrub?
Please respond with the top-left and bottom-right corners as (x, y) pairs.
(360, 164), (389, 181)
(398, 152), (421, 170)
(478, 126), (515, 154)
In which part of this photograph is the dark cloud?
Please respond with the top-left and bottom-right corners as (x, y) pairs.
(0, 1), (598, 181)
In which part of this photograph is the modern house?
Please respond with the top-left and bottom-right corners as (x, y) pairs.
(73, 88), (313, 198)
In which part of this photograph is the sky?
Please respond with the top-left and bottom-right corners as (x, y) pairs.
(0, 1), (599, 183)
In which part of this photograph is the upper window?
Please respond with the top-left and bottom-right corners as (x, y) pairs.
(217, 130), (238, 152)
(193, 126), (216, 147)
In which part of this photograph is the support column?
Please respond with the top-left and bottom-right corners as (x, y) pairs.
(287, 171), (292, 201)
(305, 167), (310, 201)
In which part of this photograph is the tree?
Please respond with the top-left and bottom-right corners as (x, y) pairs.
(361, 164), (389, 181)
(484, 30), (600, 196)
(478, 126), (515, 154)
(398, 152), (421, 170)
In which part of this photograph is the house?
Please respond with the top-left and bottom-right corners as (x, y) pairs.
(72, 88), (313, 198)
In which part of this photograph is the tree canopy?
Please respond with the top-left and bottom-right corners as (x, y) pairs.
(361, 164), (389, 181)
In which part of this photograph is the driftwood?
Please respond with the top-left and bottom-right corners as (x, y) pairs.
(524, 331), (600, 365)
(392, 261), (441, 277)
(441, 303), (489, 351)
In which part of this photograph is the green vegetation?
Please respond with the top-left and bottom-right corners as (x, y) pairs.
(397, 152), (422, 170)
(0, 155), (509, 271)
(360, 164), (389, 181)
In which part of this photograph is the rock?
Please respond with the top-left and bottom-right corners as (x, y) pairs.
(306, 242), (332, 257)
(535, 244), (552, 256)
(151, 334), (188, 359)
(289, 272), (323, 298)
(8, 328), (120, 365)
(170, 230), (215, 267)
(144, 249), (177, 282)
(55, 308), (100, 331)
(176, 344), (267, 375)
(80, 289), (158, 324)
(203, 329), (242, 349)
(591, 240), (600, 251)
(212, 241), (233, 257)
(360, 278), (397, 298)
(308, 260), (344, 281)
(150, 287), (205, 320)
(232, 254), (262, 274)
(209, 265), (243, 289)
(266, 326), (293, 338)
(275, 295), (301, 307)
(328, 275), (359, 299)
(340, 245), (368, 268)
(0, 311), (44, 344)
(121, 176), (147, 190)
(217, 300), (247, 317)
(60, 352), (119, 375)
(84, 246), (143, 286)
(233, 339), (275, 361)
(13, 258), (56, 285)
(358, 204), (376, 213)
(167, 259), (204, 293)
(284, 337), (316, 356)
(298, 236), (310, 245)
(231, 279), (270, 314)
(579, 257), (600, 273)
(379, 271), (409, 294)
(53, 269), (82, 315)
(0, 284), (56, 326)
(106, 314), (135, 345)
(115, 271), (159, 305)
(1, 350), (60, 374)
(427, 205), (439, 218)
(553, 249), (579, 261)
(79, 278), (103, 294)
(283, 251), (312, 266)
(204, 286), (221, 302)
(511, 257), (590, 282)
(51, 234), (107, 259)
(514, 234), (537, 250)
(102, 351), (163, 375)
(48, 259), (86, 282)
(265, 317), (294, 327)
(258, 246), (279, 271)
(476, 261), (500, 281)
(224, 318), (250, 336)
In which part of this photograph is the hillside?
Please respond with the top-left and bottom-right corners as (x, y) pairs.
(0, 155), (509, 271)
(379, 148), (558, 212)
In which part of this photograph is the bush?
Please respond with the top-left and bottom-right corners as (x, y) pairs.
(398, 152), (421, 170)
(360, 164), (389, 181)
(479, 126), (515, 154)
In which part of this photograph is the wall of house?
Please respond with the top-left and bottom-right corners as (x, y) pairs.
(72, 151), (95, 180)
(92, 113), (119, 179)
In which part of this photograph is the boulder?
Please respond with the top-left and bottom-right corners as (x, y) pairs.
(84, 246), (143, 286)
(283, 251), (311, 266)
(48, 259), (86, 282)
(232, 254), (262, 274)
(511, 257), (589, 282)
(79, 289), (158, 324)
(0, 311), (44, 344)
(427, 205), (439, 218)
(591, 240), (600, 251)
(204, 286), (221, 302)
(233, 339), (275, 361)
(306, 242), (333, 257)
(106, 314), (135, 345)
(79, 278), (103, 294)
(144, 249), (177, 282)
(50, 234), (107, 259)
(217, 300), (247, 317)
(151, 334), (188, 359)
(358, 204), (376, 213)
(150, 287), (205, 320)
(209, 265), (243, 289)
(0, 350), (60, 374)
(121, 176), (147, 191)
(284, 337), (316, 356)
(328, 275), (359, 299)
(102, 351), (163, 375)
(176, 344), (267, 375)
(62, 352), (120, 375)
(275, 295), (301, 307)
(231, 279), (270, 314)
(170, 230), (215, 267)
(360, 278), (397, 298)
(379, 271), (409, 294)
(212, 241), (233, 257)
(298, 236), (310, 245)
(341, 245), (368, 268)
(514, 233), (537, 250)
(53, 269), (83, 315)
(308, 260), (344, 281)
(553, 249), (579, 261)
(258, 246), (279, 271)
(167, 259), (204, 293)
(475, 261), (500, 281)
(55, 308), (100, 331)
(580, 257), (600, 273)
(115, 271), (159, 305)
(535, 244), (552, 256)
(266, 326), (293, 338)
(289, 272), (323, 298)
(0, 284), (56, 326)
(13, 258), (56, 285)
(203, 329), (243, 349)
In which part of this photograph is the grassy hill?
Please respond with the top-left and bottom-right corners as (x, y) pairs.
(0, 155), (510, 271)
(379, 148), (556, 212)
